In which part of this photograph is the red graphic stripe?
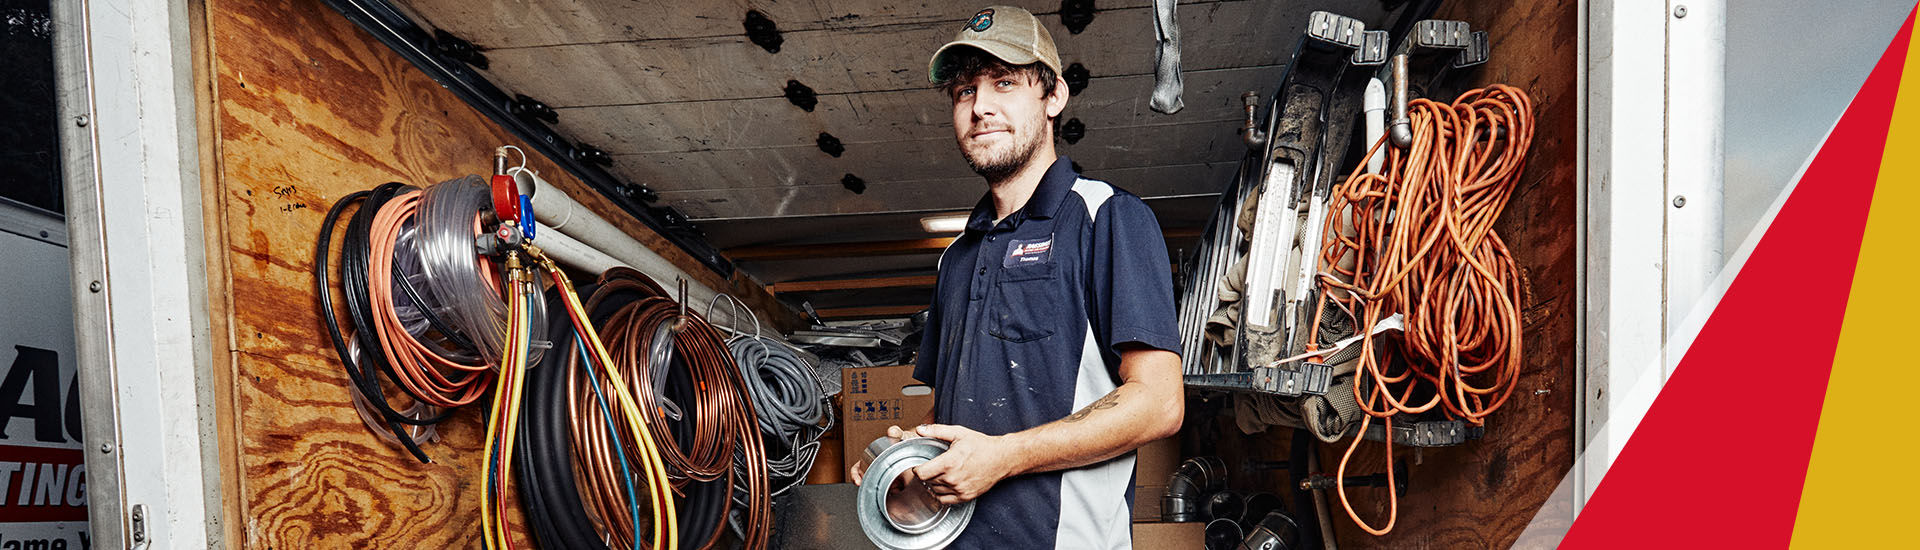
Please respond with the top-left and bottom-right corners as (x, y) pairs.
(1560, 14), (1912, 548)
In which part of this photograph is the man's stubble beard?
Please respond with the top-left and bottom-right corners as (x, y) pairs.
(963, 121), (1045, 184)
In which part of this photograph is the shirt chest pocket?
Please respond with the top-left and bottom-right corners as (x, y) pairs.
(988, 263), (1060, 342)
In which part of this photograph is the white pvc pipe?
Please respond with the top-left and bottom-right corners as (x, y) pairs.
(533, 221), (622, 274)
(515, 169), (735, 322)
(1364, 77), (1387, 175)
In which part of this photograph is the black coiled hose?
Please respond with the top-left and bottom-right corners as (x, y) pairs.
(316, 184), (452, 463)
(514, 286), (608, 550)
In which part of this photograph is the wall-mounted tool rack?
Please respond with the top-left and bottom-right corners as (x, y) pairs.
(1175, 11), (1493, 447)
(1177, 10), (1389, 396)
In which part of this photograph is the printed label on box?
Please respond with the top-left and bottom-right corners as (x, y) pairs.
(847, 371), (870, 394)
(851, 398), (904, 422)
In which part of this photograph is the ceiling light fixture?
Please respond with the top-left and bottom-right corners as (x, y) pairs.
(920, 214), (969, 233)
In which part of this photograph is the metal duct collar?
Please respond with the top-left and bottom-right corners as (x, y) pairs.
(857, 437), (976, 550)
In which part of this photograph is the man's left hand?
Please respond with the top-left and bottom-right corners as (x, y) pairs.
(912, 423), (1024, 505)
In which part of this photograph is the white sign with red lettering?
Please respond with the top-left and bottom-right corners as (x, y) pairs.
(1, 217), (89, 549)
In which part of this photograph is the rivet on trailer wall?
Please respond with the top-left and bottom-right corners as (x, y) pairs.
(1064, 63), (1090, 96)
(744, 10), (784, 53)
(818, 132), (846, 157)
(658, 206), (690, 228)
(1060, 0), (1096, 34)
(510, 94), (557, 124)
(785, 80), (818, 112)
(431, 28), (487, 70)
(1060, 118), (1086, 144)
(570, 143), (613, 167)
(617, 182), (659, 203)
(842, 174), (867, 194)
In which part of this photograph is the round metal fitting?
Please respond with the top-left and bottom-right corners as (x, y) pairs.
(1673, 195), (1687, 208)
(1242, 510), (1303, 550)
(1674, 5), (1688, 18)
(1203, 490), (1244, 522)
(1203, 518), (1244, 550)
(858, 437), (976, 550)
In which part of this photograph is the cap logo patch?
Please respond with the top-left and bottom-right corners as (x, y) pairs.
(968, 9), (994, 32)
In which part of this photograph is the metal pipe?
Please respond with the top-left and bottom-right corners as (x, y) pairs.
(1242, 91), (1268, 149)
(1388, 54), (1413, 148)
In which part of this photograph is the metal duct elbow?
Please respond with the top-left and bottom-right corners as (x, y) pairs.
(1162, 456), (1228, 522)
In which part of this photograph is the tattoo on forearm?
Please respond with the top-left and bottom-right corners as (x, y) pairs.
(1063, 392), (1121, 423)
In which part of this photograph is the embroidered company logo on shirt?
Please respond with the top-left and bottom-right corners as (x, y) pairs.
(1004, 235), (1054, 267)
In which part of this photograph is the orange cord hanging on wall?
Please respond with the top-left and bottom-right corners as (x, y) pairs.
(1313, 84), (1534, 535)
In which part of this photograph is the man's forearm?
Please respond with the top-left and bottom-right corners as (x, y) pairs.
(1002, 377), (1181, 474)
(906, 348), (1182, 505)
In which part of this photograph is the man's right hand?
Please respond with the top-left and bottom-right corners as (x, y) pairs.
(848, 424), (925, 485)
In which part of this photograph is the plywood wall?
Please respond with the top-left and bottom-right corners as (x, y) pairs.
(1194, 1), (1579, 549)
(197, 0), (791, 546)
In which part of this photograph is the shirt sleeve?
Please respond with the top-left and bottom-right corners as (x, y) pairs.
(1089, 193), (1183, 365)
(912, 270), (942, 387)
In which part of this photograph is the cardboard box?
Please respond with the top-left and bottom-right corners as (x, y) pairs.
(1133, 484), (1168, 521)
(1136, 435), (1181, 483)
(804, 425), (846, 485)
(1134, 435), (1181, 521)
(840, 364), (936, 468)
(1131, 521), (1205, 549)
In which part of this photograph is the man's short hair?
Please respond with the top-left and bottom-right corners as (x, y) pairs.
(934, 46), (1061, 101)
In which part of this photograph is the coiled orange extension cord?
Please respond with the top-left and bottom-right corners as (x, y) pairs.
(1313, 84), (1533, 535)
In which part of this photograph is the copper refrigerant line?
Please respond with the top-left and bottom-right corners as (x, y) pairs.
(574, 269), (772, 550)
(1310, 84), (1533, 535)
(316, 164), (817, 549)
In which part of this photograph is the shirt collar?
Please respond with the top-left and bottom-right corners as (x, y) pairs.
(964, 156), (1079, 233)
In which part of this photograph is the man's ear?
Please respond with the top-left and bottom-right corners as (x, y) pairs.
(1045, 75), (1070, 118)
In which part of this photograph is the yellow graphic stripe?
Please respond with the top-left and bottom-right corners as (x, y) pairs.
(1791, 24), (1920, 548)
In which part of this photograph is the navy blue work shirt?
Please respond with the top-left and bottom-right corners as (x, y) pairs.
(913, 156), (1181, 550)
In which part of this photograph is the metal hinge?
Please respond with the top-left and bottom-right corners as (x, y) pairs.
(130, 504), (149, 547)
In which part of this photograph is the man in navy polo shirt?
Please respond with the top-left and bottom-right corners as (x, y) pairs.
(850, 6), (1185, 549)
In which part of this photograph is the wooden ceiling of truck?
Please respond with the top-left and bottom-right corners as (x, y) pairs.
(388, 0), (1398, 316)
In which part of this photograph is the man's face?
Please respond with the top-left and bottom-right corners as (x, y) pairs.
(950, 70), (1065, 181)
